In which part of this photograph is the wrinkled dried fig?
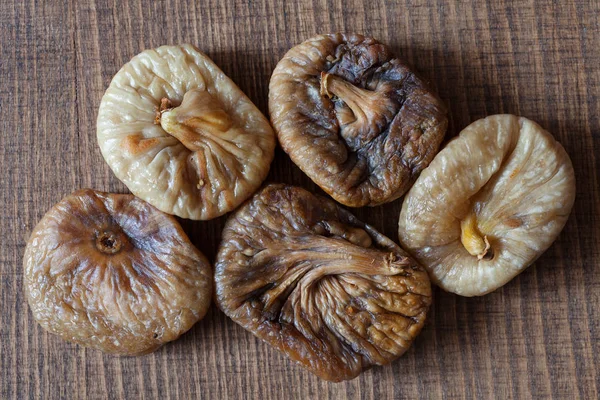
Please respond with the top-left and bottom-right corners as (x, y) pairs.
(269, 33), (448, 207)
(24, 189), (213, 355)
(215, 184), (431, 381)
(398, 115), (576, 296)
(97, 44), (276, 220)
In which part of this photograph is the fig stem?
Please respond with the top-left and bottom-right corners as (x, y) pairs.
(319, 72), (395, 144)
(320, 72), (383, 111)
(253, 235), (410, 282)
(159, 89), (236, 152)
(460, 213), (492, 260)
(160, 89), (246, 159)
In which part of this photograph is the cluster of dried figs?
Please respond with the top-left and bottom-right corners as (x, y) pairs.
(24, 34), (575, 382)
(25, 44), (276, 355)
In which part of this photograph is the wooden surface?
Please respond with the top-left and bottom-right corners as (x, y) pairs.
(1, 0), (599, 398)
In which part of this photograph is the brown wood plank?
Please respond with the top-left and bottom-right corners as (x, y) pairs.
(1, 0), (599, 398)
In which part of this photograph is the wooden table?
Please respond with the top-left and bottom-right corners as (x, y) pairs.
(1, 0), (599, 398)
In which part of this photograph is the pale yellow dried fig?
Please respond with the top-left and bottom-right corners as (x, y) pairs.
(97, 44), (275, 220)
(398, 115), (576, 296)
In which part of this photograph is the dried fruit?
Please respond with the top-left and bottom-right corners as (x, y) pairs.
(398, 115), (576, 296)
(97, 44), (276, 220)
(269, 33), (448, 207)
(215, 184), (431, 381)
(23, 189), (213, 355)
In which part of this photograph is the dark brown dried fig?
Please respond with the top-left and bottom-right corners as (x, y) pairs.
(23, 189), (213, 355)
(269, 33), (448, 207)
(215, 184), (431, 381)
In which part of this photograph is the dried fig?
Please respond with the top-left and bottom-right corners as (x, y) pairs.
(398, 115), (576, 296)
(23, 189), (213, 355)
(215, 184), (431, 381)
(97, 44), (276, 220)
(269, 33), (448, 207)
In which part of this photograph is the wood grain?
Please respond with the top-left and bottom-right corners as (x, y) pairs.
(1, 0), (599, 398)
